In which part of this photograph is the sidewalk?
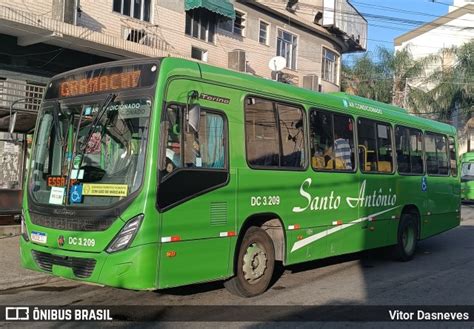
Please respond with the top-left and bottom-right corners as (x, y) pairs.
(0, 236), (61, 290)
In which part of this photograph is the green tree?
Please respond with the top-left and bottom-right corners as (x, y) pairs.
(407, 40), (473, 122)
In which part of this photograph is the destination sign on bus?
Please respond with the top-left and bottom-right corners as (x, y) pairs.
(60, 71), (141, 97)
(44, 62), (158, 99)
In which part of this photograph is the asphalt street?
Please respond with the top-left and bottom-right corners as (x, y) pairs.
(1, 204), (474, 328)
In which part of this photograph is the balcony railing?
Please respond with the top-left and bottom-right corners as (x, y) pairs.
(0, 5), (176, 58)
(0, 80), (45, 113)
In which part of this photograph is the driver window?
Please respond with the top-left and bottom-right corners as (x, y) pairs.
(162, 105), (226, 176)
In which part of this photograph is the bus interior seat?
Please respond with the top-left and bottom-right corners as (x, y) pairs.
(312, 156), (325, 169)
(377, 161), (392, 172)
(326, 158), (345, 170)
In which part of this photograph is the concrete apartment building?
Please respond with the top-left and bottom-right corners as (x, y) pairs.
(0, 0), (366, 217)
(394, 0), (473, 155)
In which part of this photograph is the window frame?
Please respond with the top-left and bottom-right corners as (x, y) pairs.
(218, 9), (246, 37)
(449, 135), (458, 177)
(258, 19), (270, 46)
(244, 95), (308, 171)
(233, 10), (247, 37)
(424, 131), (450, 177)
(276, 28), (298, 70)
(185, 8), (217, 43)
(357, 117), (395, 175)
(191, 46), (208, 62)
(112, 0), (152, 22)
(321, 46), (340, 85)
(309, 108), (357, 173)
(159, 102), (229, 183)
(395, 125), (425, 176)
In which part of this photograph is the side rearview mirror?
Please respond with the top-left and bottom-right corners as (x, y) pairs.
(188, 104), (201, 132)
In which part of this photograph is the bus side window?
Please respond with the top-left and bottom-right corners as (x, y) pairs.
(449, 136), (457, 177)
(425, 132), (449, 176)
(161, 105), (226, 175)
(310, 109), (354, 171)
(277, 103), (305, 168)
(357, 118), (393, 173)
(245, 98), (279, 167)
(395, 126), (423, 175)
(245, 97), (306, 169)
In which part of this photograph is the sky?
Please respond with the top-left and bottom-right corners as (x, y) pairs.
(344, 0), (451, 62)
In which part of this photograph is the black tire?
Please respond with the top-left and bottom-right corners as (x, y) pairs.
(224, 226), (275, 297)
(392, 213), (419, 261)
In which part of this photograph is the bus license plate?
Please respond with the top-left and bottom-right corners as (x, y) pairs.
(31, 231), (47, 244)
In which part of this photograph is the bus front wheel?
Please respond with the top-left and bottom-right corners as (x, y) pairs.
(392, 213), (418, 261)
(224, 226), (275, 297)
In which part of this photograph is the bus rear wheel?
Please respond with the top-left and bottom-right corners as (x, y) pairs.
(392, 213), (418, 261)
(224, 226), (275, 297)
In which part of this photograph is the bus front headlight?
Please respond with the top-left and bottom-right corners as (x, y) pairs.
(106, 215), (143, 253)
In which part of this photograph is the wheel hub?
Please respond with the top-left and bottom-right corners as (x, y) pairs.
(243, 243), (267, 283)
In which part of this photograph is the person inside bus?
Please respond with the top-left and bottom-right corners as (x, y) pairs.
(334, 131), (352, 170)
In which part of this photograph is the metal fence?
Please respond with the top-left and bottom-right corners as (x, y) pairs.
(0, 5), (176, 58)
(0, 80), (45, 113)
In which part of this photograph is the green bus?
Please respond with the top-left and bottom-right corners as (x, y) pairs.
(20, 57), (461, 297)
(461, 152), (474, 201)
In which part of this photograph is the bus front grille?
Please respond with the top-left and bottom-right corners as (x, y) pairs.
(31, 250), (96, 279)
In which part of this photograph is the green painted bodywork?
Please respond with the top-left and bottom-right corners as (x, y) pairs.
(461, 152), (474, 201)
(21, 57), (461, 291)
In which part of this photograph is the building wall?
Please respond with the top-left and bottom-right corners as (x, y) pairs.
(394, 10), (474, 155)
(3, 0), (344, 91)
(394, 15), (474, 60)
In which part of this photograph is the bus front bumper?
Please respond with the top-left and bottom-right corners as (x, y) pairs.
(20, 237), (159, 290)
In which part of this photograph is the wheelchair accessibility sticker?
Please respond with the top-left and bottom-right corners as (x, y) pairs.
(70, 184), (83, 204)
(421, 176), (427, 192)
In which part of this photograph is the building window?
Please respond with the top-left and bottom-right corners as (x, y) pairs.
(185, 8), (216, 43)
(218, 11), (246, 37)
(191, 47), (208, 62)
(322, 48), (339, 84)
(259, 21), (269, 45)
(277, 29), (297, 70)
(113, 0), (151, 22)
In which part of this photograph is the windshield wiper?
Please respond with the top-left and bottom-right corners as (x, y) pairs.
(52, 101), (65, 146)
(78, 93), (117, 156)
(65, 93), (116, 204)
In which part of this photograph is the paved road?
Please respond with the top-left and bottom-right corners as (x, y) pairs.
(1, 205), (474, 328)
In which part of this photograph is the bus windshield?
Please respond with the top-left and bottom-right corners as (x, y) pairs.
(29, 96), (151, 207)
(461, 162), (474, 181)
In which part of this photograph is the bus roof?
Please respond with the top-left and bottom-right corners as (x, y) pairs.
(461, 152), (474, 161)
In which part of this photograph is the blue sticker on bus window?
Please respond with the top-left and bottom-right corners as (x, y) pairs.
(70, 184), (83, 204)
(421, 176), (427, 192)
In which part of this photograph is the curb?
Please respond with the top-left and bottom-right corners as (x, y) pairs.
(0, 225), (20, 238)
(0, 275), (63, 291)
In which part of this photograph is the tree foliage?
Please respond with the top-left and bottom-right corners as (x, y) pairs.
(342, 41), (473, 123)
